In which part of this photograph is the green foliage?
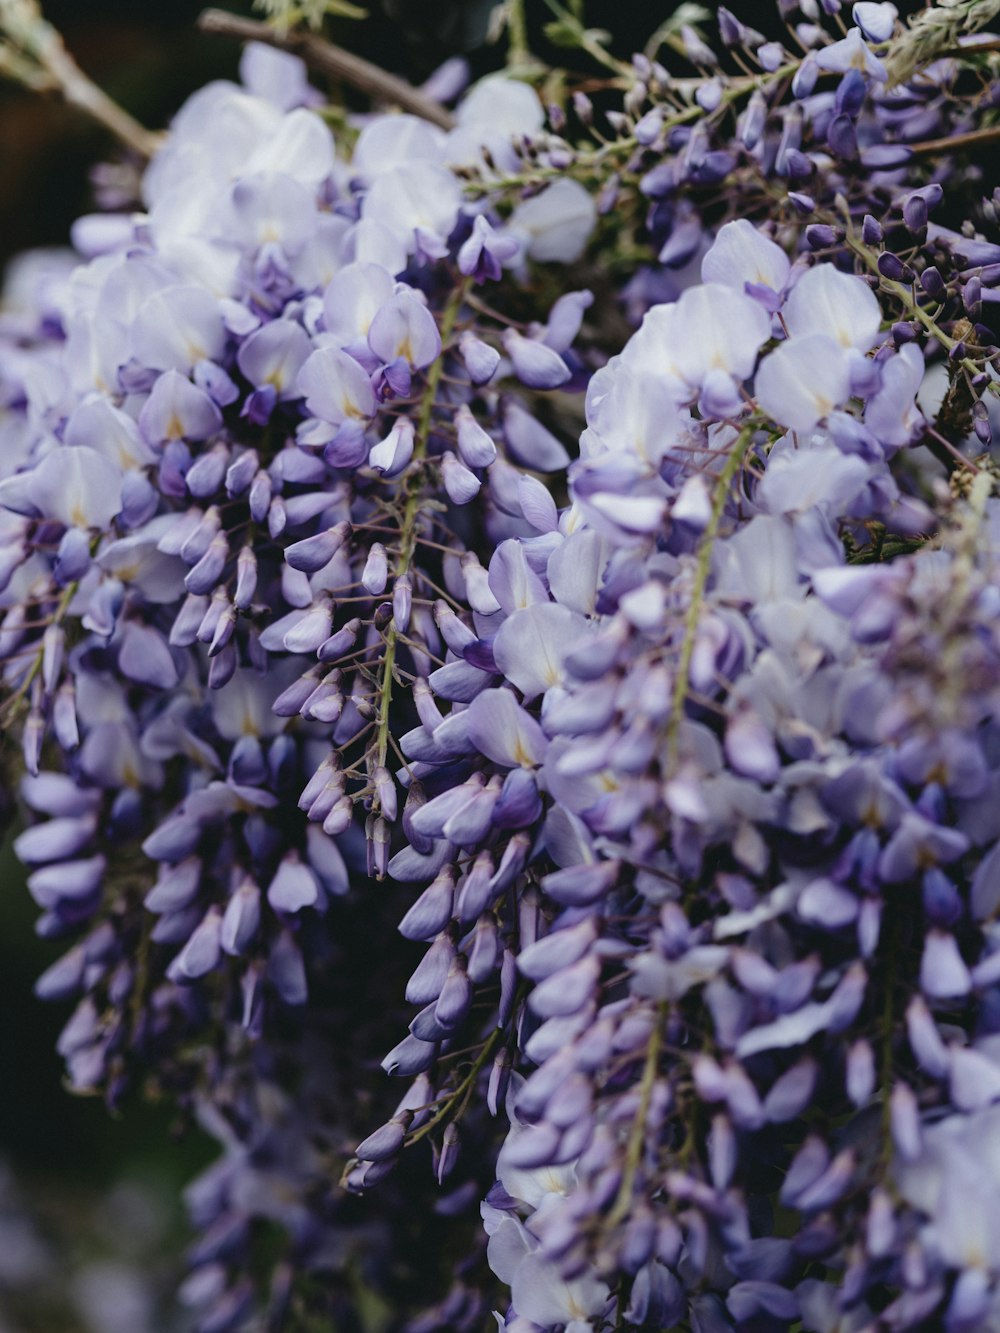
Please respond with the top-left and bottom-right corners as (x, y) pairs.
(644, 3), (713, 60)
(539, 0), (623, 71)
(885, 0), (1000, 86)
(253, 0), (368, 33)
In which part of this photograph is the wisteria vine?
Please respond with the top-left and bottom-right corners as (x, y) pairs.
(3, 0), (1000, 1329)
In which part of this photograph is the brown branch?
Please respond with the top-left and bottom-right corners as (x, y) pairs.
(941, 36), (1000, 56)
(906, 123), (1000, 158)
(197, 8), (456, 129)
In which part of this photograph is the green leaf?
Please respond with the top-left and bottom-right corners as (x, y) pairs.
(253, 0), (366, 29)
(543, 17), (612, 50)
(645, 2), (713, 57)
(325, 0), (368, 17)
(663, 1), (713, 30)
(543, 17), (583, 47)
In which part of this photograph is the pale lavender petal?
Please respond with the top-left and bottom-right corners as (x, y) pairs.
(236, 319), (312, 398)
(701, 219), (790, 294)
(488, 539), (548, 614)
(230, 171), (317, 254)
(852, 1), (897, 42)
(268, 930), (308, 1004)
(267, 853), (319, 913)
(504, 400), (570, 471)
(466, 688), (548, 768)
(369, 419), (415, 476)
(673, 282), (770, 385)
(510, 1254), (609, 1327)
(221, 880), (261, 954)
(27, 856), (106, 908)
(764, 1059), (818, 1122)
(27, 446), (123, 530)
(493, 603), (591, 699)
(755, 334), (852, 432)
(507, 179), (596, 264)
(797, 877), (858, 929)
(118, 622), (180, 689)
(946, 1046), (1000, 1112)
(170, 907), (223, 980)
(459, 331), (500, 385)
(297, 346), (376, 424)
(503, 330), (571, 389)
(64, 396), (156, 470)
(516, 474), (558, 533)
(139, 371), (223, 445)
(239, 41), (318, 111)
(547, 530), (603, 617)
(14, 814), (96, 865)
(455, 405), (497, 468)
(440, 451), (481, 505)
(132, 285), (226, 372)
(920, 929), (971, 999)
(368, 291), (441, 369)
(428, 659), (494, 702)
(321, 262), (394, 346)
(783, 263), (883, 351)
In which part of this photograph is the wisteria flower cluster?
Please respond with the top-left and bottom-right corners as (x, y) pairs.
(3, 0), (1000, 1328)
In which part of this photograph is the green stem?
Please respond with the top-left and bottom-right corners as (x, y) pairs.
(840, 225), (998, 397)
(506, 0), (530, 67)
(372, 279), (469, 780)
(666, 426), (755, 772)
(405, 1024), (504, 1146)
(605, 1001), (666, 1230)
(879, 895), (898, 1160)
(844, 232), (959, 355)
(463, 61), (801, 202)
(1, 577), (78, 723)
(540, 0), (628, 75)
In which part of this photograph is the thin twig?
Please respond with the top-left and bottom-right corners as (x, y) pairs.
(906, 123), (1000, 157)
(197, 8), (456, 129)
(666, 424), (755, 772)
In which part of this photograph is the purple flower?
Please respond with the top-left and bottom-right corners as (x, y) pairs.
(368, 291), (441, 369)
(458, 214), (520, 282)
(139, 371), (223, 445)
(755, 334), (852, 431)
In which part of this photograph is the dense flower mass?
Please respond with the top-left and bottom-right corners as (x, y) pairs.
(3, 0), (1000, 1327)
